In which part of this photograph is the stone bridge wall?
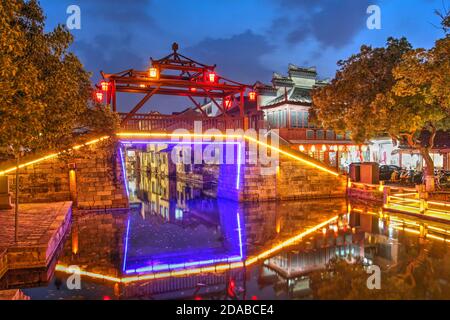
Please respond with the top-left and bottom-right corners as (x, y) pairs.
(218, 152), (347, 202)
(6, 144), (129, 210)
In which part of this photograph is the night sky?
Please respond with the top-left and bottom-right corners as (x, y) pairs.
(40, 0), (449, 113)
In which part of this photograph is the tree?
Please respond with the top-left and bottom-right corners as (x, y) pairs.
(386, 30), (449, 190)
(311, 34), (449, 191)
(0, 0), (119, 241)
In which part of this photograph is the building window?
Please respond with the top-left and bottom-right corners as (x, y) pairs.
(317, 130), (324, 139)
(326, 130), (334, 140)
(345, 131), (352, 140)
(336, 134), (343, 140)
(306, 130), (314, 139)
(291, 111), (297, 128)
(267, 112), (273, 127)
(303, 112), (309, 128)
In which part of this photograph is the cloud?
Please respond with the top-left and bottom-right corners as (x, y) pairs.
(185, 30), (276, 84)
(277, 0), (373, 48)
(72, 33), (147, 79)
(76, 0), (157, 29)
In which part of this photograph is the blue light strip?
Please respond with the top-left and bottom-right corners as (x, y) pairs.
(121, 141), (239, 145)
(129, 256), (243, 274)
(119, 140), (242, 190)
(122, 217), (131, 272)
(236, 142), (242, 190)
(123, 210), (245, 275)
(237, 212), (244, 259)
(119, 147), (130, 198)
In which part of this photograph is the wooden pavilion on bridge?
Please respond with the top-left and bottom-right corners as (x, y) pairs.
(98, 43), (261, 132)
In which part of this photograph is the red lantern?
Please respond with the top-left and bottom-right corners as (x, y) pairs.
(224, 96), (232, 109)
(100, 81), (109, 92)
(249, 91), (257, 101)
(95, 91), (104, 103)
(206, 71), (217, 83)
(189, 87), (197, 92)
(149, 67), (159, 79)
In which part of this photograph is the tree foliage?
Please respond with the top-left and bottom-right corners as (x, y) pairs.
(311, 31), (449, 188)
(0, 0), (119, 161)
(311, 37), (414, 143)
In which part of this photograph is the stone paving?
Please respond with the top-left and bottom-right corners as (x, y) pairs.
(0, 202), (72, 274)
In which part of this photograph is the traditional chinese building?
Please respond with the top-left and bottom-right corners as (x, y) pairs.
(256, 64), (367, 171)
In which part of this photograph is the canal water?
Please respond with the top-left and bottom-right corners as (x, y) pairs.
(8, 162), (450, 299)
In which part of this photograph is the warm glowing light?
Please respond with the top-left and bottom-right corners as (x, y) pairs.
(249, 91), (257, 101)
(0, 136), (109, 176)
(361, 145), (368, 152)
(55, 216), (339, 284)
(299, 145), (305, 152)
(322, 144), (327, 152)
(224, 96), (232, 108)
(189, 87), (197, 92)
(207, 71), (217, 83)
(117, 132), (341, 177)
(100, 81), (109, 92)
(149, 67), (159, 79)
(310, 145), (316, 152)
(95, 91), (104, 102)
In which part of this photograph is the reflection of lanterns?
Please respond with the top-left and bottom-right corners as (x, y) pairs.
(333, 145), (338, 152)
(72, 226), (78, 255)
(100, 81), (109, 91)
(338, 145), (344, 152)
(322, 144), (327, 152)
(322, 227), (327, 235)
(249, 91), (257, 101)
(311, 145), (316, 152)
(299, 145), (305, 152)
(149, 67), (159, 79)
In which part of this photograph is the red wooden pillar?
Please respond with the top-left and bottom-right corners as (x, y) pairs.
(239, 90), (244, 118)
(112, 80), (117, 112)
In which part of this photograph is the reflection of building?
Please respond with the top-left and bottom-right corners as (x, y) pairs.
(259, 211), (400, 298)
(139, 144), (176, 176)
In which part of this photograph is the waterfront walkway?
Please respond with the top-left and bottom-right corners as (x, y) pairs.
(0, 202), (72, 278)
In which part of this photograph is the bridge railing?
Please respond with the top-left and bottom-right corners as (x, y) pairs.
(119, 113), (265, 132)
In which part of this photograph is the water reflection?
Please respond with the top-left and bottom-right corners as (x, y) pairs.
(9, 146), (450, 299)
